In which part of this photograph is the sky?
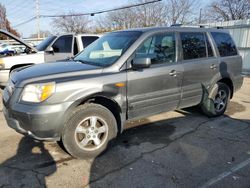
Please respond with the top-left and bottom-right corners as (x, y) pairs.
(0, 0), (212, 38)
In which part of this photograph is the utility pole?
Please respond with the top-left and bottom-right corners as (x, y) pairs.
(35, 0), (40, 38)
(199, 8), (202, 24)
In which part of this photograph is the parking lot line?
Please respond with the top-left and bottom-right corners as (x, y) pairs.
(201, 157), (250, 188)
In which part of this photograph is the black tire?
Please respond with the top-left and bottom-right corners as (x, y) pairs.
(62, 103), (117, 159)
(200, 82), (230, 117)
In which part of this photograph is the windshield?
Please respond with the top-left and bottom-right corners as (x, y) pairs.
(74, 31), (142, 67)
(36, 36), (57, 51)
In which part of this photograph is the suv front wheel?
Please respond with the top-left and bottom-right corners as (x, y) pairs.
(201, 82), (230, 117)
(62, 103), (117, 158)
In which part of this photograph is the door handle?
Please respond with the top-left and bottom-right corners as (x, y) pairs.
(210, 64), (218, 69)
(169, 70), (178, 77)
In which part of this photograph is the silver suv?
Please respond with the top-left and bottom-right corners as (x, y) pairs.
(3, 27), (243, 158)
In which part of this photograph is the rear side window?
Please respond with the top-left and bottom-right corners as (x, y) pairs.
(180, 32), (206, 60)
(81, 36), (99, 48)
(211, 32), (237, 57)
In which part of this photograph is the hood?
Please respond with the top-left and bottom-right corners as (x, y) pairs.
(0, 29), (38, 53)
(11, 60), (102, 86)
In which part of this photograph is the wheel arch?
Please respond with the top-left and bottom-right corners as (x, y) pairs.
(217, 77), (234, 98)
(62, 93), (124, 137)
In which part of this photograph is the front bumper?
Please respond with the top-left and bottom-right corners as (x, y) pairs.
(3, 94), (73, 141)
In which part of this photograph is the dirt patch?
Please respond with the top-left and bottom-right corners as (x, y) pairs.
(225, 101), (246, 116)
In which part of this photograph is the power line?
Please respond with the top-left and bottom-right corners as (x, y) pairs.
(42, 0), (162, 17)
(13, 0), (162, 28)
(13, 17), (36, 27)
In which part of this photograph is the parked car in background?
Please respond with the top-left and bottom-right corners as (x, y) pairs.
(3, 27), (243, 159)
(0, 43), (16, 56)
(0, 30), (101, 86)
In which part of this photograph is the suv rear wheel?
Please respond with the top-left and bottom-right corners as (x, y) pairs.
(201, 82), (230, 117)
(62, 103), (117, 158)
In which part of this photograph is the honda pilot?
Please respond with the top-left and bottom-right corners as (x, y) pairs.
(3, 27), (243, 158)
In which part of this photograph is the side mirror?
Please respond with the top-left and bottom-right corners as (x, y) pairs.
(132, 57), (151, 69)
(45, 46), (54, 54)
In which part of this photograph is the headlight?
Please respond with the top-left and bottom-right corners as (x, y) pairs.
(21, 82), (56, 103)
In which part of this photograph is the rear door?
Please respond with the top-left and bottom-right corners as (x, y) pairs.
(127, 32), (183, 119)
(178, 32), (219, 109)
(45, 34), (73, 62)
(210, 32), (242, 83)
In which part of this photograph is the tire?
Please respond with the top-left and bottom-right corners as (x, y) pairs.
(62, 103), (117, 159)
(200, 82), (230, 117)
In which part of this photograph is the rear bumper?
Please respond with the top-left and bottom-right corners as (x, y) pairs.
(0, 69), (9, 86)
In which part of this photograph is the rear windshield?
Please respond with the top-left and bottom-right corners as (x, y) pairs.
(211, 32), (237, 57)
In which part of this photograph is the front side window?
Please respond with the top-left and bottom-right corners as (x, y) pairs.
(74, 31), (142, 67)
(181, 32), (206, 60)
(211, 32), (237, 57)
(52, 35), (73, 53)
(136, 33), (176, 65)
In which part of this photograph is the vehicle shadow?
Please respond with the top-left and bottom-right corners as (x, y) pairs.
(0, 136), (57, 187)
(87, 105), (250, 187)
(88, 113), (187, 185)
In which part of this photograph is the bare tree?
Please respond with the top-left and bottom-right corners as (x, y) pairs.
(96, 8), (138, 31)
(52, 12), (91, 34)
(95, 0), (199, 32)
(166, 0), (199, 25)
(0, 3), (20, 39)
(96, 0), (168, 31)
(134, 0), (168, 27)
(206, 0), (250, 21)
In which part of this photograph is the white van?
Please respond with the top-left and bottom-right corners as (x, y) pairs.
(0, 30), (101, 86)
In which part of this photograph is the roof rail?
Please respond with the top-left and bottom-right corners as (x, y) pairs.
(215, 26), (224, 29)
(171, 24), (182, 27)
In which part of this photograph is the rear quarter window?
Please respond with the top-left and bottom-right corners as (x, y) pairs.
(211, 32), (237, 57)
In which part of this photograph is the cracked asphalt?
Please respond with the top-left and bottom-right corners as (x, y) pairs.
(0, 78), (250, 188)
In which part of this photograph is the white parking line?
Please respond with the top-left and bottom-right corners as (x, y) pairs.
(200, 157), (250, 188)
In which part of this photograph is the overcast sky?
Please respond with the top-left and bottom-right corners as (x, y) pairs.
(1, 0), (212, 38)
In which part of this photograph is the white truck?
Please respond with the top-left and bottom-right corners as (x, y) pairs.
(0, 30), (101, 86)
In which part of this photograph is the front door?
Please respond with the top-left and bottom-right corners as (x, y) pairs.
(127, 32), (183, 119)
(45, 34), (74, 62)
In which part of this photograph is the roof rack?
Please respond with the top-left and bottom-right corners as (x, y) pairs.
(215, 26), (224, 29)
(170, 24), (182, 27)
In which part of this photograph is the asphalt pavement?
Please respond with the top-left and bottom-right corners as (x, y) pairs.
(0, 78), (250, 188)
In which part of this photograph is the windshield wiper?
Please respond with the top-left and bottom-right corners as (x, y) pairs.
(74, 59), (103, 67)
